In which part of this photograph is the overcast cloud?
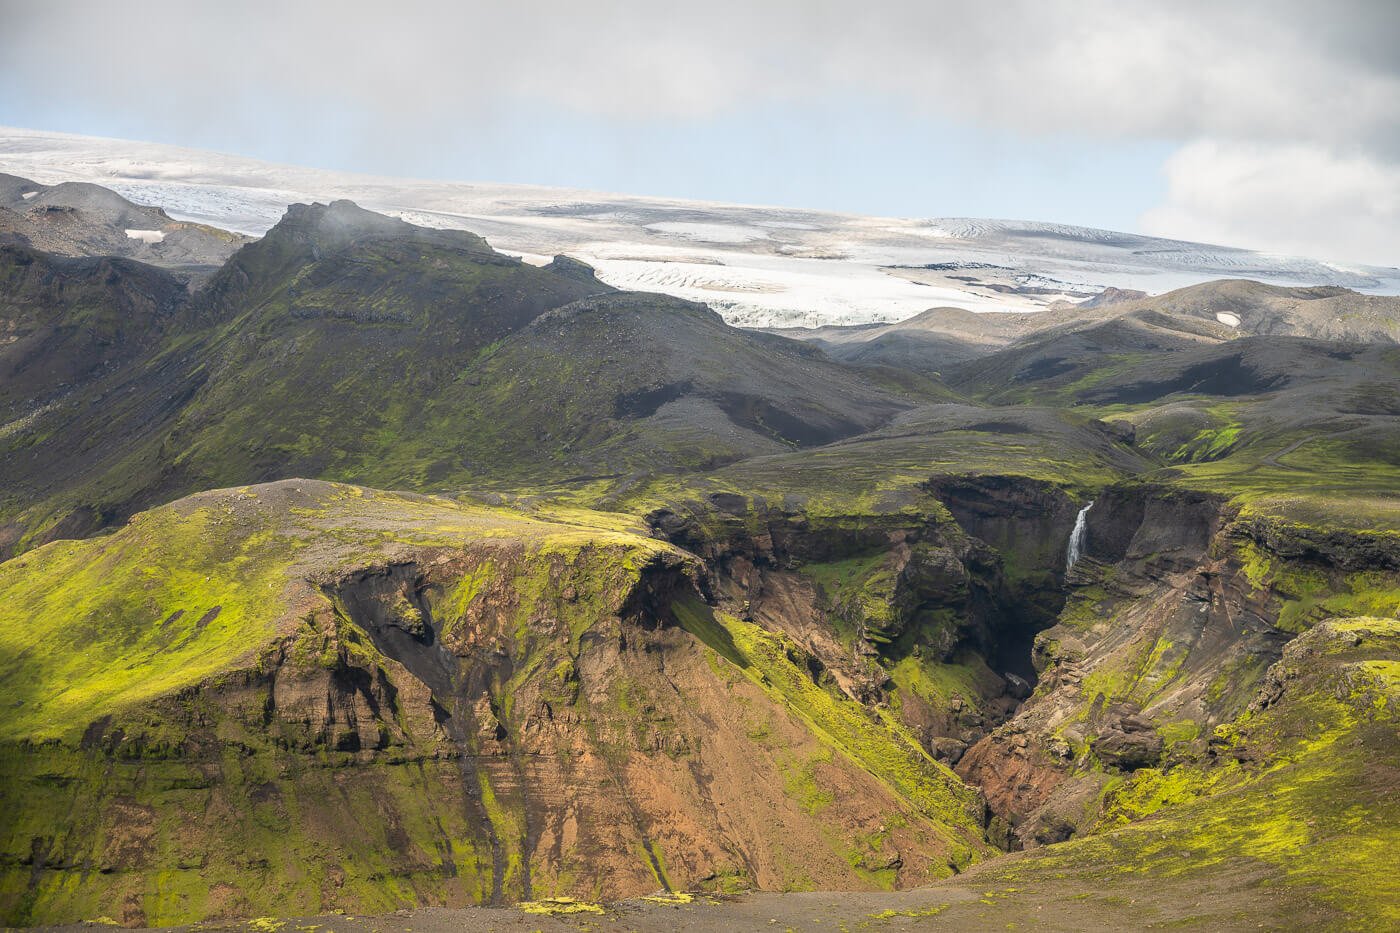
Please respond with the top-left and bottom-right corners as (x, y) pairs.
(1, 0), (1397, 263)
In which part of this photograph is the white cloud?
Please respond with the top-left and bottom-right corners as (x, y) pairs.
(3, 1), (1399, 263)
(4, 1), (1397, 144)
(1141, 140), (1400, 267)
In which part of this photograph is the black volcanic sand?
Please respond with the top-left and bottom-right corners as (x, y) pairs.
(52, 853), (1321, 933)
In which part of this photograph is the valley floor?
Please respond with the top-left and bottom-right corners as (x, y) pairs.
(48, 854), (1331, 933)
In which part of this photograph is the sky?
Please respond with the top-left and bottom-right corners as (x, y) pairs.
(1, 0), (1397, 265)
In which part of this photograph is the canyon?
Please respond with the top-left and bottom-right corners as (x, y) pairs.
(0, 178), (1396, 929)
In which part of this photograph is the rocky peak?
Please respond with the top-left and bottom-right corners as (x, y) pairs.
(544, 252), (606, 285)
(265, 199), (501, 262)
(1078, 286), (1147, 309)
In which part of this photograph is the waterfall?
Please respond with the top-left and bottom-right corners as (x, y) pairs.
(1066, 500), (1094, 569)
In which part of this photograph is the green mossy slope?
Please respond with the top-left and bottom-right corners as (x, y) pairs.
(0, 480), (672, 742)
(977, 617), (1400, 928)
(674, 599), (986, 853)
(0, 480), (1002, 926)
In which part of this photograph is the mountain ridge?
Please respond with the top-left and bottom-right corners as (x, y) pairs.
(3, 127), (1395, 329)
(0, 192), (917, 555)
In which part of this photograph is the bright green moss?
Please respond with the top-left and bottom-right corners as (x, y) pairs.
(1236, 540), (1400, 633)
(844, 829), (899, 891)
(0, 505), (294, 740)
(780, 748), (836, 814)
(867, 903), (949, 921)
(1055, 583), (1110, 631)
(801, 550), (890, 598)
(887, 653), (991, 714)
(517, 896), (605, 915)
(979, 617), (1400, 926)
(477, 772), (528, 900)
(440, 560), (495, 640)
(1156, 719), (1200, 748)
(1172, 423), (1241, 462)
(1097, 764), (1231, 827)
(0, 481), (687, 743)
(0, 479), (714, 925)
(0, 747), (494, 926)
(801, 550), (902, 644)
(1077, 630), (1185, 713)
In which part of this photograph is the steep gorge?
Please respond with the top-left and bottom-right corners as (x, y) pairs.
(956, 482), (1400, 850)
(1, 475), (1397, 926)
(648, 475), (1400, 857)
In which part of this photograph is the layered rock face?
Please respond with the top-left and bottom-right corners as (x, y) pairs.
(2, 475), (1396, 926)
(957, 484), (1400, 848)
(0, 481), (988, 926)
(2, 183), (1398, 930)
(643, 480), (1073, 763)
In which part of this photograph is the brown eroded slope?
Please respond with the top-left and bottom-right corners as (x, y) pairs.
(0, 480), (987, 926)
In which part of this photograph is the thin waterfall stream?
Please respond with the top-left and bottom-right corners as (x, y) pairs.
(1066, 500), (1094, 569)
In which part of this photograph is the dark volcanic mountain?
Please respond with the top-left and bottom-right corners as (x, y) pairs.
(0, 245), (187, 416)
(0, 199), (914, 552)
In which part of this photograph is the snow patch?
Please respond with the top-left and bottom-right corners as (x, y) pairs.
(124, 229), (165, 244)
(1215, 311), (1241, 327)
(20, 191), (37, 200)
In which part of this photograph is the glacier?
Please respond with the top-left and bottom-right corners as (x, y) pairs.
(3, 126), (1396, 329)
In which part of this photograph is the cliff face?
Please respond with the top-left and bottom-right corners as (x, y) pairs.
(956, 484), (1400, 848)
(962, 612), (1400, 928)
(656, 475), (1399, 867)
(2, 474), (1397, 926)
(644, 481), (1067, 763)
(0, 481), (989, 927)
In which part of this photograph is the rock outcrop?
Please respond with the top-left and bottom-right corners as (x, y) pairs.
(0, 481), (989, 926)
